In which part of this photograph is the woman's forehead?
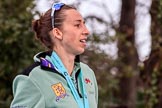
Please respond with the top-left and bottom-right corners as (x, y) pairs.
(64, 9), (84, 22)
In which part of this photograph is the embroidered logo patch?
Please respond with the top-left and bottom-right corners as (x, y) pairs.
(51, 83), (68, 102)
(85, 78), (92, 85)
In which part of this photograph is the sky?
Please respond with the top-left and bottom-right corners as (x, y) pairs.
(35, 0), (152, 61)
(135, 0), (152, 61)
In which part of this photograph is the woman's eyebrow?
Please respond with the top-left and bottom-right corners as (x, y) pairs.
(74, 19), (85, 24)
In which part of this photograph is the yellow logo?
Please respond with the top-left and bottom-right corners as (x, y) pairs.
(51, 83), (68, 101)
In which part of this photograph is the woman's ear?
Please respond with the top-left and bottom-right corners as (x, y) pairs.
(52, 28), (63, 40)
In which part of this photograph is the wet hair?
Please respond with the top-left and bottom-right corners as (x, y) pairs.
(32, 4), (76, 49)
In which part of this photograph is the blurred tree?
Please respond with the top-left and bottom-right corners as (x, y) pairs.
(117, 0), (138, 107)
(0, 0), (42, 107)
(139, 0), (162, 107)
(77, 0), (162, 108)
(78, 0), (138, 107)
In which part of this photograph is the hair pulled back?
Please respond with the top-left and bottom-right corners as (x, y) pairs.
(32, 4), (76, 49)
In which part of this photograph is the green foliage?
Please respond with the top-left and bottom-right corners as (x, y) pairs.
(143, 0), (162, 107)
(0, 0), (42, 107)
(158, 0), (162, 24)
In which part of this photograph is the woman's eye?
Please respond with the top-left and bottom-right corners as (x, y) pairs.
(75, 24), (81, 28)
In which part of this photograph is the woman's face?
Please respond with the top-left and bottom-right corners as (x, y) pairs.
(61, 9), (90, 55)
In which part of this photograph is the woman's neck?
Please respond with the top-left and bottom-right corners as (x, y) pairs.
(53, 47), (75, 75)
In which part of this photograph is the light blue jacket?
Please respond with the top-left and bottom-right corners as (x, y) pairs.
(10, 52), (98, 108)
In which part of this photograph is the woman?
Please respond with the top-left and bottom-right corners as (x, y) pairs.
(10, 2), (98, 108)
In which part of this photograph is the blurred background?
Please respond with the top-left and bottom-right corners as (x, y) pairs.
(0, 0), (162, 108)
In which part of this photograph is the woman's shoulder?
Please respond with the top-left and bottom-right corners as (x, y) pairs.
(80, 62), (95, 75)
(80, 62), (92, 70)
(21, 62), (40, 76)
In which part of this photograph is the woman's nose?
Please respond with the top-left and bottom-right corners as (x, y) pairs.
(83, 25), (90, 36)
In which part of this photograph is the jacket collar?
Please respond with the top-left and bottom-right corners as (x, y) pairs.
(34, 51), (80, 70)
